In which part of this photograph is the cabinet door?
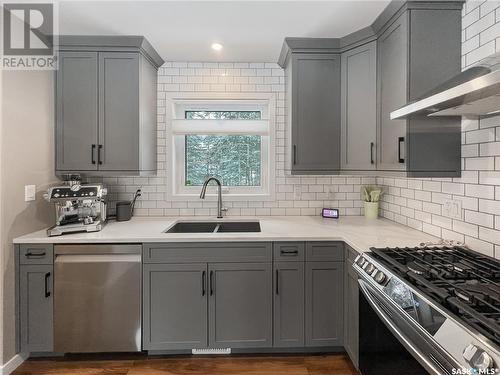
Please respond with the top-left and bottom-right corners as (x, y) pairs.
(209, 263), (272, 348)
(377, 14), (408, 171)
(143, 263), (208, 350)
(19, 265), (53, 352)
(274, 262), (305, 347)
(305, 262), (343, 347)
(98, 52), (140, 171)
(56, 51), (98, 171)
(341, 42), (377, 171)
(344, 259), (359, 368)
(291, 53), (341, 173)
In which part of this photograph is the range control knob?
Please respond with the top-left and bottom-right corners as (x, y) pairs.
(355, 256), (366, 267)
(364, 263), (376, 274)
(463, 344), (496, 372)
(373, 271), (387, 284)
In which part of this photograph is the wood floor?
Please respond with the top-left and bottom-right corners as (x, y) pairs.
(12, 354), (358, 375)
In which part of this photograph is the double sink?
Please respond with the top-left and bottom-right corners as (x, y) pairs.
(166, 221), (261, 233)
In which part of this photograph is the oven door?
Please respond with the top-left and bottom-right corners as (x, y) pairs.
(358, 279), (455, 375)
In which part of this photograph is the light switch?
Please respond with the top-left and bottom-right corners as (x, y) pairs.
(24, 185), (36, 202)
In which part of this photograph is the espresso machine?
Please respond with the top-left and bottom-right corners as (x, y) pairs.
(45, 178), (107, 236)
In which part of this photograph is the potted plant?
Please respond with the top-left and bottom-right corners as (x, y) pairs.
(362, 186), (383, 219)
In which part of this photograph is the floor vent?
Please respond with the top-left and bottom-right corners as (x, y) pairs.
(192, 348), (231, 355)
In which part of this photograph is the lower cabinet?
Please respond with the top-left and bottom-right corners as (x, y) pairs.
(273, 261), (305, 347)
(19, 264), (54, 353)
(209, 263), (272, 348)
(143, 263), (207, 350)
(305, 261), (344, 347)
(143, 260), (272, 350)
(344, 246), (359, 368)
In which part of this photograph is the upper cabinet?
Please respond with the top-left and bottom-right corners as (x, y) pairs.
(377, 7), (463, 177)
(281, 41), (341, 174)
(56, 36), (164, 176)
(279, 0), (464, 178)
(341, 41), (377, 171)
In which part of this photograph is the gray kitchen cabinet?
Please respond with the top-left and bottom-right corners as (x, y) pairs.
(279, 1), (463, 177)
(376, 8), (462, 176)
(143, 263), (208, 350)
(56, 52), (98, 172)
(19, 264), (53, 353)
(281, 44), (341, 174)
(305, 261), (343, 347)
(98, 52), (140, 172)
(344, 246), (359, 368)
(56, 36), (163, 176)
(377, 14), (408, 172)
(273, 261), (305, 347)
(208, 263), (272, 348)
(341, 41), (377, 171)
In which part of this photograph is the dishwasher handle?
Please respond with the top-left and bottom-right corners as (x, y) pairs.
(55, 254), (141, 263)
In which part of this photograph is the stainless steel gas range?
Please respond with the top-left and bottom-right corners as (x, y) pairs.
(353, 246), (500, 375)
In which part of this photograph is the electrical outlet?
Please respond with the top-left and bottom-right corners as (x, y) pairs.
(443, 199), (462, 220)
(24, 185), (36, 202)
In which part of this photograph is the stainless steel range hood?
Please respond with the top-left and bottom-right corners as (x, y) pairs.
(391, 52), (500, 119)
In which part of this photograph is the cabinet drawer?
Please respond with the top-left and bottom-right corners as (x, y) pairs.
(143, 242), (272, 264)
(273, 242), (305, 262)
(306, 242), (344, 262)
(19, 245), (53, 265)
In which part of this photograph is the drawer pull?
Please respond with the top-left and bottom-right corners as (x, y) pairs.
(280, 250), (299, 256)
(25, 251), (46, 258)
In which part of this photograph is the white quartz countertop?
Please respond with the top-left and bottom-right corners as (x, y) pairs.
(13, 216), (438, 254)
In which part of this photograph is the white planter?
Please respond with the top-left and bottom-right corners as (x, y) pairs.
(364, 201), (379, 219)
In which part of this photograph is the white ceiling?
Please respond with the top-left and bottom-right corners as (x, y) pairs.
(58, 1), (390, 62)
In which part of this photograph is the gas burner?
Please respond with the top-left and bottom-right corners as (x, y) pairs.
(407, 261), (426, 275)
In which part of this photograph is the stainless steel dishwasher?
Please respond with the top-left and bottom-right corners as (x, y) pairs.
(54, 244), (141, 353)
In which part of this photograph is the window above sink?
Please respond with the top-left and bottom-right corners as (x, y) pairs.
(165, 93), (276, 202)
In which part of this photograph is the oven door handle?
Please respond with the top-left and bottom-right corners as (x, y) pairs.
(358, 279), (452, 375)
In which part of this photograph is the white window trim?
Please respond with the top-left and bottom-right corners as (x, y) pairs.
(165, 92), (276, 202)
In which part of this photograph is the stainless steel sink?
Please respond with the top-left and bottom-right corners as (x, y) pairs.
(165, 222), (218, 233)
(165, 221), (261, 233)
(217, 221), (261, 233)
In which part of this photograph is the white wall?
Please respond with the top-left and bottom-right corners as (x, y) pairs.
(0, 70), (56, 364)
(378, 0), (500, 257)
(94, 62), (376, 217)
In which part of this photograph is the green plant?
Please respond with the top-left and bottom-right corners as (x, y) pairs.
(361, 186), (383, 203)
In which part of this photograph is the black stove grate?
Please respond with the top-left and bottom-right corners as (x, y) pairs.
(370, 246), (500, 345)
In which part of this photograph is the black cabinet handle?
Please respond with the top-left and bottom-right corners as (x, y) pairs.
(202, 270), (206, 296)
(398, 137), (405, 164)
(98, 145), (103, 165)
(280, 249), (298, 256)
(91, 144), (96, 164)
(44, 272), (51, 298)
(209, 270), (214, 296)
(25, 251), (46, 258)
(370, 142), (375, 164)
(275, 270), (279, 295)
(293, 145), (297, 165)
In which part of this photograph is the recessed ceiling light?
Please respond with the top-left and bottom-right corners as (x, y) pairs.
(211, 43), (223, 51)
